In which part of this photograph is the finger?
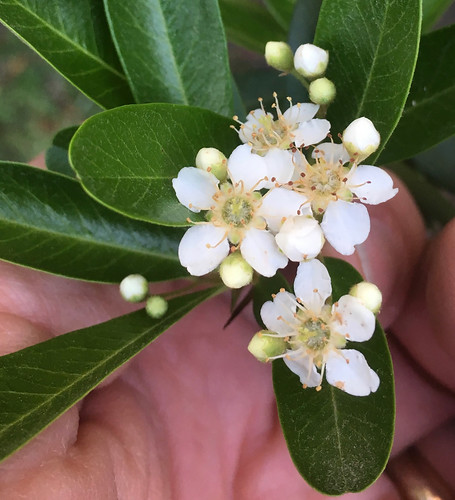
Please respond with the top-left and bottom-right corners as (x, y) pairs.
(324, 174), (426, 328)
(392, 218), (455, 391)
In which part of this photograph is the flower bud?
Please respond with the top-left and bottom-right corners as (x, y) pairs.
(248, 331), (287, 362)
(146, 295), (168, 318)
(349, 282), (382, 314)
(294, 44), (329, 79)
(219, 253), (253, 289)
(195, 147), (227, 181)
(309, 77), (336, 105)
(265, 41), (294, 73)
(342, 117), (380, 161)
(119, 274), (148, 303)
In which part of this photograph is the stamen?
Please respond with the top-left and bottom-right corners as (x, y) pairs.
(205, 230), (229, 249)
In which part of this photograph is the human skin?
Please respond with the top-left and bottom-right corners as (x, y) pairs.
(0, 171), (453, 499)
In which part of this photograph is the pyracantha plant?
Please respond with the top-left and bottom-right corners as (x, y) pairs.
(0, 0), (453, 496)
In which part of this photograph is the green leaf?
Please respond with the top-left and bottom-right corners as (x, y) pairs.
(219, 0), (287, 53)
(103, 0), (233, 116)
(422, 0), (453, 32)
(0, 0), (134, 109)
(273, 257), (395, 495)
(314, 0), (421, 162)
(378, 24), (455, 164)
(69, 103), (240, 227)
(0, 287), (220, 462)
(0, 162), (187, 283)
(264, 0), (297, 30)
(45, 126), (79, 178)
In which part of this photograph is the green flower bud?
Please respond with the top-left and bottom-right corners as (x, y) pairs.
(119, 274), (148, 303)
(219, 253), (253, 289)
(265, 41), (294, 73)
(195, 147), (227, 181)
(146, 295), (168, 319)
(294, 43), (329, 79)
(248, 330), (287, 362)
(309, 77), (336, 105)
(349, 282), (382, 314)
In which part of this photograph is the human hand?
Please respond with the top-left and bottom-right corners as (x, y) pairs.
(0, 175), (453, 499)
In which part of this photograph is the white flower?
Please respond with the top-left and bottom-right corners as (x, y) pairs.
(259, 260), (380, 396)
(276, 141), (398, 255)
(294, 43), (329, 79)
(172, 144), (315, 280)
(232, 93), (330, 187)
(342, 117), (380, 160)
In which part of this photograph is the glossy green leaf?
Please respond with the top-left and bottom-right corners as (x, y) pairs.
(0, 0), (134, 109)
(104, 0), (232, 116)
(0, 287), (220, 462)
(45, 126), (79, 178)
(273, 257), (394, 495)
(219, 0), (287, 53)
(378, 24), (455, 164)
(314, 0), (421, 162)
(422, 0), (453, 32)
(264, 0), (297, 29)
(0, 162), (187, 283)
(69, 103), (240, 227)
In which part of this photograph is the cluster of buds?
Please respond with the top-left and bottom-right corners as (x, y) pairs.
(265, 41), (336, 106)
(119, 274), (168, 319)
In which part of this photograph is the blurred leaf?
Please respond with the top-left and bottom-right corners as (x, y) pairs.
(389, 162), (455, 226)
(0, 0), (134, 109)
(45, 126), (79, 178)
(422, 0), (453, 32)
(219, 0), (287, 53)
(314, 0), (421, 162)
(378, 24), (455, 164)
(104, 0), (232, 116)
(69, 103), (240, 227)
(264, 0), (297, 29)
(0, 286), (220, 463)
(273, 257), (395, 495)
(0, 162), (187, 283)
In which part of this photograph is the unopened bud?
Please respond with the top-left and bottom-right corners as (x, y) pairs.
(248, 331), (287, 362)
(309, 77), (336, 105)
(349, 282), (382, 314)
(294, 44), (329, 79)
(342, 117), (380, 161)
(120, 274), (148, 303)
(219, 253), (253, 289)
(146, 295), (168, 318)
(265, 41), (294, 73)
(195, 147), (227, 181)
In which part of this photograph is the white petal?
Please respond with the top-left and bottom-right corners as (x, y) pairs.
(258, 187), (310, 233)
(321, 200), (370, 255)
(172, 167), (219, 212)
(284, 350), (320, 387)
(349, 165), (398, 205)
(283, 103), (319, 125)
(312, 142), (350, 164)
(262, 149), (295, 188)
(275, 216), (325, 262)
(293, 119), (330, 147)
(239, 109), (273, 143)
(330, 295), (375, 342)
(325, 350), (380, 396)
(241, 228), (287, 277)
(178, 225), (229, 276)
(228, 144), (268, 191)
(260, 291), (298, 335)
(294, 260), (332, 314)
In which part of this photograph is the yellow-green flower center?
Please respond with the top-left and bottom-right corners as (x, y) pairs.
(222, 196), (254, 227)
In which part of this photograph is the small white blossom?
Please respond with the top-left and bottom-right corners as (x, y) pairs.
(275, 141), (398, 255)
(119, 274), (148, 303)
(172, 144), (319, 281)
(258, 260), (380, 396)
(294, 44), (329, 79)
(232, 93), (330, 187)
(342, 117), (380, 160)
